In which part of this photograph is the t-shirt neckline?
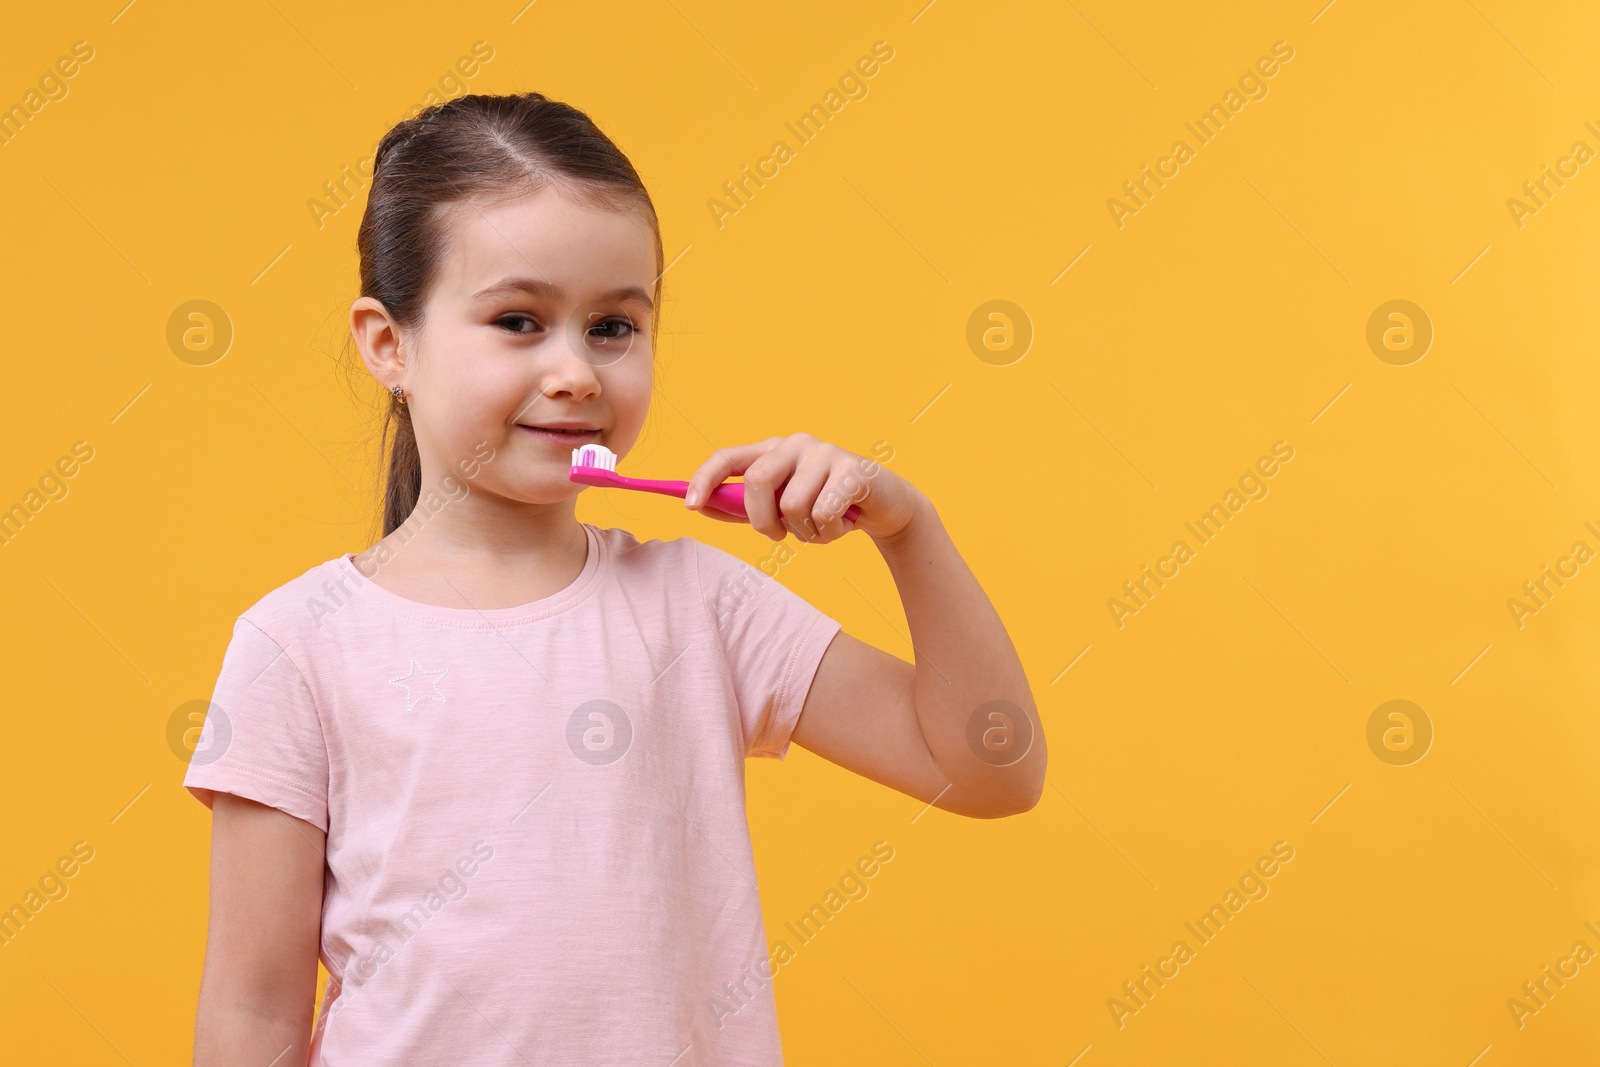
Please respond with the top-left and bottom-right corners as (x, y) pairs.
(337, 522), (605, 627)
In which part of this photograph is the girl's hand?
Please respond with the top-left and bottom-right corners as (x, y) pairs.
(684, 433), (924, 544)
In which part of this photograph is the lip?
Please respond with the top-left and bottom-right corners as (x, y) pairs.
(522, 419), (601, 431)
(517, 424), (601, 445)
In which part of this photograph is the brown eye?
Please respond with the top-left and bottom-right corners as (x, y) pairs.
(588, 317), (636, 340)
(497, 314), (538, 334)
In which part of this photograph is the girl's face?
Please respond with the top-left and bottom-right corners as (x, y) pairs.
(367, 183), (658, 509)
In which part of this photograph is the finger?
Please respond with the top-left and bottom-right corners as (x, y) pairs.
(684, 437), (782, 510)
(779, 450), (835, 543)
(810, 460), (861, 542)
(741, 439), (804, 541)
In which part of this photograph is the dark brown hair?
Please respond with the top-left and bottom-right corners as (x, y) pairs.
(354, 92), (663, 537)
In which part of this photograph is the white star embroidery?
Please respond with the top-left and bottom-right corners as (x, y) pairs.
(389, 657), (450, 711)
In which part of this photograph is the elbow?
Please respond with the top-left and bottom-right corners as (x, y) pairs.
(936, 708), (1047, 819)
(983, 698), (1045, 818)
(992, 729), (1047, 817)
(965, 762), (1047, 820)
(986, 781), (1045, 819)
(1006, 740), (1049, 816)
(963, 795), (1039, 820)
(1017, 774), (1047, 815)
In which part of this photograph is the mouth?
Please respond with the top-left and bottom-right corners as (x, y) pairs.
(517, 424), (602, 447)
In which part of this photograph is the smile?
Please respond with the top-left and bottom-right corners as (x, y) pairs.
(517, 425), (601, 446)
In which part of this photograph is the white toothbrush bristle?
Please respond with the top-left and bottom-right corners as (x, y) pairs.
(572, 443), (618, 470)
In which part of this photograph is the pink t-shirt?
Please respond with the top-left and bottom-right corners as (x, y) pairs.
(183, 523), (842, 1065)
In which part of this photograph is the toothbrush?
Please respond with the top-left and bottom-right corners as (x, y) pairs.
(568, 444), (861, 527)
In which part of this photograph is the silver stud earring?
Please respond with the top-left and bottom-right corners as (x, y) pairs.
(391, 384), (406, 403)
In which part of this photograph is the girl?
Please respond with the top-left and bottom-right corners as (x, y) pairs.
(185, 91), (1043, 1066)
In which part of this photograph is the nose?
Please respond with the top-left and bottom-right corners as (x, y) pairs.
(541, 318), (604, 401)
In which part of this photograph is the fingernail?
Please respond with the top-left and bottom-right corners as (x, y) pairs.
(684, 489), (699, 508)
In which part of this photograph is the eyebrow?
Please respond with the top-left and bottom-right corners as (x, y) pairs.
(470, 276), (654, 311)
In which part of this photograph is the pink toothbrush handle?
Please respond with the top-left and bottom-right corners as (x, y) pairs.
(703, 481), (862, 526)
(572, 469), (860, 526)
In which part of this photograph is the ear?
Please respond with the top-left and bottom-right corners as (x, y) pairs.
(351, 296), (407, 389)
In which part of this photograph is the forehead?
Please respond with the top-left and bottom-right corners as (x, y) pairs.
(433, 184), (656, 302)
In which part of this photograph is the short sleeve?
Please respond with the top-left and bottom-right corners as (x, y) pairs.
(182, 616), (331, 832)
(691, 539), (843, 760)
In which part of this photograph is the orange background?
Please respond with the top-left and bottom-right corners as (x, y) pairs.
(2, 1), (1597, 1063)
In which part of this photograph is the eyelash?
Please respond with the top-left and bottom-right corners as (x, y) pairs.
(496, 314), (637, 338)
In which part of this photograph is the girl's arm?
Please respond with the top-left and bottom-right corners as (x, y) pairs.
(686, 435), (1046, 819)
(793, 494), (1045, 818)
(193, 793), (325, 1065)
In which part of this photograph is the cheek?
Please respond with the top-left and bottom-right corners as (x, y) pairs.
(442, 351), (524, 418)
(607, 355), (654, 417)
